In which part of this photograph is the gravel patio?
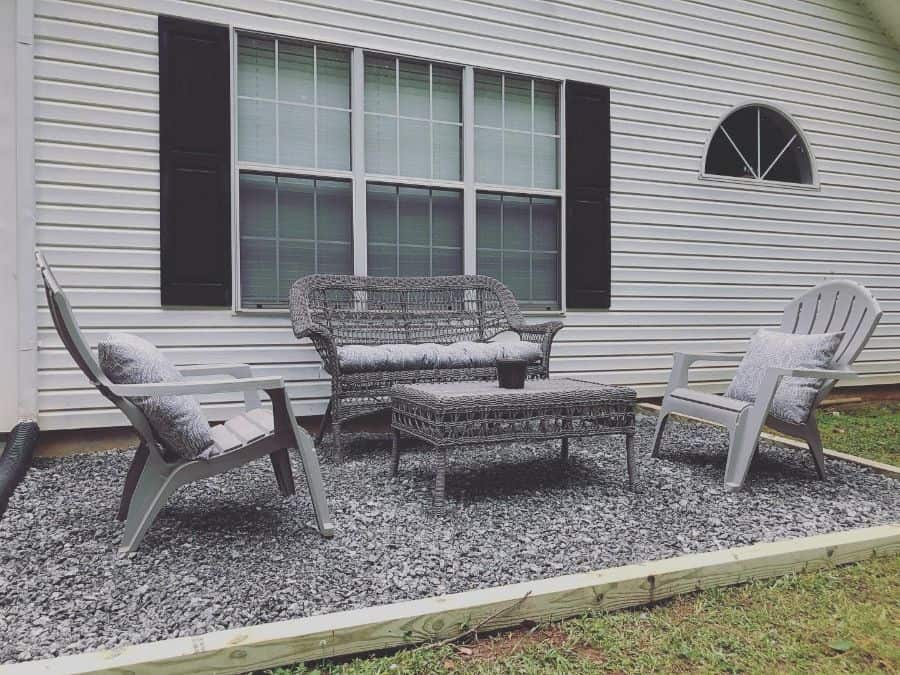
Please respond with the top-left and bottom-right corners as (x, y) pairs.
(1, 412), (897, 665)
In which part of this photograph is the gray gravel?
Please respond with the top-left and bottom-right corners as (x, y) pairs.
(1, 413), (897, 664)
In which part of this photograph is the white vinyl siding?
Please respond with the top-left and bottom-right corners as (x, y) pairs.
(28, 0), (900, 430)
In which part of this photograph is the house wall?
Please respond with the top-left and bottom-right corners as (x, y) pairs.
(29, 0), (900, 431)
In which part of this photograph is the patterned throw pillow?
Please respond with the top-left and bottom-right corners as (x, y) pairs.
(98, 332), (214, 460)
(724, 328), (844, 424)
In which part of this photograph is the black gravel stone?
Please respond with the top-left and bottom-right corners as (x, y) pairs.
(1, 413), (897, 664)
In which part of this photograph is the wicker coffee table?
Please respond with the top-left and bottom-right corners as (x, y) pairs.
(390, 378), (637, 505)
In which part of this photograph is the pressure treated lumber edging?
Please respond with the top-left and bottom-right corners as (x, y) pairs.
(7, 525), (899, 675)
(637, 402), (900, 478)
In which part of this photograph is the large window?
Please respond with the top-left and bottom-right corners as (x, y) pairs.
(235, 35), (562, 309)
(474, 71), (561, 309)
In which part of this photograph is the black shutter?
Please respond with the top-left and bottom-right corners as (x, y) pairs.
(159, 16), (231, 306)
(565, 82), (610, 309)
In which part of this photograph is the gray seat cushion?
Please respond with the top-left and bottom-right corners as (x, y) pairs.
(98, 332), (215, 460)
(336, 340), (543, 374)
(724, 327), (844, 424)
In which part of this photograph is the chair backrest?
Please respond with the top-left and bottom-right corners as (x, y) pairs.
(778, 279), (882, 410)
(778, 279), (882, 369)
(290, 274), (525, 346)
(35, 250), (160, 451)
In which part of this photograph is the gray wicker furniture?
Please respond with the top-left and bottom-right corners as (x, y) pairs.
(291, 275), (564, 459)
(390, 379), (638, 505)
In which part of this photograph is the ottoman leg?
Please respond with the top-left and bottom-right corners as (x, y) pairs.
(560, 437), (569, 463)
(391, 428), (400, 478)
(625, 432), (638, 489)
(433, 447), (447, 509)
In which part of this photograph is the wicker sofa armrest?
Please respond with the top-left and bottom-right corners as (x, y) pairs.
(510, 320), (563, 376)
(296, 325), (341, 375)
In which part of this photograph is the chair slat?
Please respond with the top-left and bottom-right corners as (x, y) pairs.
(809, 287), (840, 334)
(245, 408), (275, 434)
(793, 291), (821, 335)
(209, 424), (243, 452)
(224, 414), (267, 443)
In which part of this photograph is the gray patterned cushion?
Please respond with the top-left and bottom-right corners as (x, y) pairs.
(724, 328), (844, 424)
(336, 341), (542, 374)
(98, 332), (215, 460)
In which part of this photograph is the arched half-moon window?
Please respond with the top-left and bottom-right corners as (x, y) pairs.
(702, 104), (815, 186)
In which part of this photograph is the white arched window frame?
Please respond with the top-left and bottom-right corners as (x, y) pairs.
(699, 102), (819, 190)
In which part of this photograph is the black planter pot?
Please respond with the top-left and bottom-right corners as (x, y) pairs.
(496, 358), (528, 389)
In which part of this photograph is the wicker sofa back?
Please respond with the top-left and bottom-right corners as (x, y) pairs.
(290, 274), (564, 459)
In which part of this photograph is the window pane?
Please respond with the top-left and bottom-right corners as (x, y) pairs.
(238, 99), (275, 163)
(398, 186), (429, 246)
(502, 195), (530, 250)
(240, 174), (276, 241)
(365, 114), (397, 174)
(366, 184), (397, 244)
(532, 252), (559, 304)
(318, 242), (352, 274)
(432, 189), (462, 248)
(477, 194), (560, 309)
(704, 127), (749, 178)
(317, 47), (350, 109)
(432, 247), (462, 276)
(533, 135), (558, 189)
(278, 103), (314, 167)
(399, 246), (429, 276)
(475, 127), (502, 184)
(432, 65), (461, 123)
(503, 250), (530, 298)
(241, 238), (277, 305)
(504, 75), (532, 131)
(476, 193), (501, 249)
(316, 180), (353, 242)
(531, 198), (558, 251)
(721, 106), (758, 176)
(533, 80), (558, 134)
(238, 36), (275, 98)
(475, 70), (501, 127)
(279, 239), (315, 299)
(317, 109), (351, 170)
(365, 55), (396, 114)
(399, 118), (431, 178)
(399, 59), (429, 118)
(278, 176), (314, 239)
(503, 131), (531, 187)
(278, 41), (314, 104)
(433, 123), (461, 181)
(368, 243), (396, 276)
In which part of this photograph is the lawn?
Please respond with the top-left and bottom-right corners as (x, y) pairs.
(266, 402), (900, 675)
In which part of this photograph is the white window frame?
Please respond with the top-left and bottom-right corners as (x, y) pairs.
(699, 100), (819, 192)
(230, 28), (566, 315)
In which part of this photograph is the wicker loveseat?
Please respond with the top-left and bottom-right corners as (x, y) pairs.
(290, 274), (564, 459)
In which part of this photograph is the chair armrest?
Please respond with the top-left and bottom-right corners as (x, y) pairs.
(674, 351), (743, 365)
(664, 352), (742, 395)
(769, 367), (859, 380)
(177, 363), (253, 378)
(296, 325), (341, 375)
(108, 376), (285, 398)
(510, 321), (564, 378)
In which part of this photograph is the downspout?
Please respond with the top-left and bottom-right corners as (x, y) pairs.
(16, 0), (37, 424)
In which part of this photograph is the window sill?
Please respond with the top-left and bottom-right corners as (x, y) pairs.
(698, 174), (820, 192)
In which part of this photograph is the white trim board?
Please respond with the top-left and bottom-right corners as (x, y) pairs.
(7, 524), (899, 675)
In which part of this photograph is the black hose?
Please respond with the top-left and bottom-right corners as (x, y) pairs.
(0, 421), (40, 520)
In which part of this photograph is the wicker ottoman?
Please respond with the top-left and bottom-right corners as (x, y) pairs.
(390, 378), (637, 505)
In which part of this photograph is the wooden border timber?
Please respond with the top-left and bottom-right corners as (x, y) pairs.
(7, 525), (899, 675)
(638, 402), (900, 478)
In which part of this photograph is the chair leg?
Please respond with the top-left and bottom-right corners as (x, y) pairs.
(315, 399), (333, 446)
(270, 448), (296, 497)
(117, 442), (149, 522)
(119, 464), (180, 556)
(651, 409), (671, 458)
(803, 423), (827, 480)
(625, 432), (638, 489)
(293, 426), (335, 537)
(391, 428), (401, 477)
(332, 422), (343, 463)
(723, 421), (759, 492)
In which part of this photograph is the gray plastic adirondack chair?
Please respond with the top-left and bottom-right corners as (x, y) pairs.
(36, 251), (334, 554)
(652, 280), (882, 491)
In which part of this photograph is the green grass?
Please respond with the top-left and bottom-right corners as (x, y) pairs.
(265, 402), (899, 675)
(816, 401), (900, 466)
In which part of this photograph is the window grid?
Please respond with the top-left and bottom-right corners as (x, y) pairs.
(234, 31), (565, 312)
